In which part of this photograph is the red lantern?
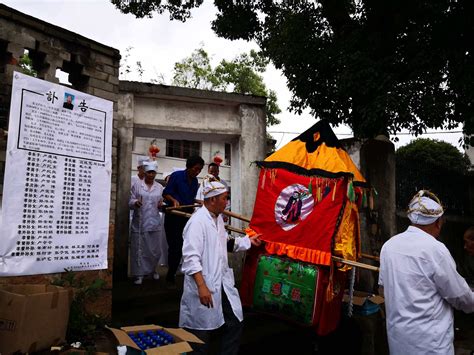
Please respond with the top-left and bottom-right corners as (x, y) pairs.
(149, 140), (160, 159)
(213, 155), (223, 165)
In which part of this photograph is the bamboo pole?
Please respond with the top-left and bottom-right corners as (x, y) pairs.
(360, 253), (380, 262)
(225, 225), (247, 234)
(222, 210), (251, 223)
(165, 204), (201, 211)
(168, 211), (380, 272)
(168, 204), (251, 222)
(332, 256), (380, 272)
(169, 210), (192, 218)
(165, 200), (251, 222)
(169, 210), (246, 234)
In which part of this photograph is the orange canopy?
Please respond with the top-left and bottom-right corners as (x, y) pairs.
(261, 120), (366, 186)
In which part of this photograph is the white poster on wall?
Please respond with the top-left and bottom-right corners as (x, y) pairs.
(0, 72), (112, 276)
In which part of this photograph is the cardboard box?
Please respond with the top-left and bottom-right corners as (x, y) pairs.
(0, 284), (72, 354)
(343, 290), (384, 316)
(108, 324), (204, 354)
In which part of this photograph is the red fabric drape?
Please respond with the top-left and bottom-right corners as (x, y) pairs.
(249, 168), (347, 265)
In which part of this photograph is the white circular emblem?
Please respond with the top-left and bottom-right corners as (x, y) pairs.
(274, 184), (314, 231)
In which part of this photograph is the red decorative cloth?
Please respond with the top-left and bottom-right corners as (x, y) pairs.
(249, 168), (347, 266)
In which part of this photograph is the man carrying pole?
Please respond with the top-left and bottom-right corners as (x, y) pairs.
(163, 155), (204, 284)
(178, 179), (261, 354)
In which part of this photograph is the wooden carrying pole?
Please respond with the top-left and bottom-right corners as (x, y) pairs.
(222, 210), (251, 223)
(332, 256), (380, 272)
(168, 210), (380, 272)
(169, 210), (192, 218)
(360, 253), (380, 262)
(165, 204), (201, 211)
(169, 210), (247, 235)
(168, 204), (251, 223)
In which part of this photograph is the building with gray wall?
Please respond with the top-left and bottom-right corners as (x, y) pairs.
(115, 81), (267, 275)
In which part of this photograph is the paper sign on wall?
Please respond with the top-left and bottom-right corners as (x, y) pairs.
(0, 72), (113, 276)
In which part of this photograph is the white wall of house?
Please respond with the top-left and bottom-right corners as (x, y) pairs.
(116, 82), (267, 237)
(131, 138), (231, 183)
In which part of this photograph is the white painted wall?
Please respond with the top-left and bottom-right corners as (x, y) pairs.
(133, 97), (241, 135)
(119, 83), (267, 221)
(131, 137), (231, 183)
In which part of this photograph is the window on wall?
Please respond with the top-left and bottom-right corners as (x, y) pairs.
(225, 143), (231, 166)
(166, 139), (201, 159)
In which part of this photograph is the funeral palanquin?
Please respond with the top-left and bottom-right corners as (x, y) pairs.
(241, 120), (369, 335)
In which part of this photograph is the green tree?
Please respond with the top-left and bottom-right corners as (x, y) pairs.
(19, 50), (37, 77)
(112, 0), (474, 141)
(396, 138), (470, 213)
(172, 47), (281, 126)
(172, 47), (220, 90)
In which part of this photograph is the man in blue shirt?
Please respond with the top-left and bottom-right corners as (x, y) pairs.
(163, 155), (204, 284)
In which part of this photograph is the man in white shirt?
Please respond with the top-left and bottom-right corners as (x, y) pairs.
(179, 179), (261, 354)
(379, 190), (474, 355)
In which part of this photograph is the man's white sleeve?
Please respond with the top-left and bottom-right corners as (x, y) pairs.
(233, 236), (251, 252)
(181, 220), (204, 276)
(435, 247), (474, 313)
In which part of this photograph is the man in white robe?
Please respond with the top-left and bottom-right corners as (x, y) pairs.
(129, 161), (164, 285)
(379, 190), (474, 355)
(131, 156), (149, 187)
(179, 180), (261, 354)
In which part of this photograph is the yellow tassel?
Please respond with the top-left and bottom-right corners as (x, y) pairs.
(332, 181), (337, 201)
(326, 260), (335, 302)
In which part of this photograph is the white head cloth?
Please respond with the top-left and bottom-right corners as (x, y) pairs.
(137, 155), (149, 167)
(407, 190), (444, 225)
(144, 161), (158, 173)
(202, 179), (227, 199)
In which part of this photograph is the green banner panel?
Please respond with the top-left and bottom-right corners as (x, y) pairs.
(253, 254), (319, 325)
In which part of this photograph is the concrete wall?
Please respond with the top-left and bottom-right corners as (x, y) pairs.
(132, 138), (231, 182)
(465, 137), (474, 170)
(342, 136), (396, 293)
(115, 81), (267, 278)
(0, 4), (120, 317)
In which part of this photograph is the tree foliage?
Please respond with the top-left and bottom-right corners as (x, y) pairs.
(172, 47), (281, 126)
(396, 138), (471, 213)
(172, 47), (220, 90)
(110, 0), (203, 20)
(112, 0), (474, 141)
(19, 51), (37, 77)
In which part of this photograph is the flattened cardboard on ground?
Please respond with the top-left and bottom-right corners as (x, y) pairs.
(343, 290), (384, 306)
(107, 324), (204, 354)
(0, 284), (72, 354)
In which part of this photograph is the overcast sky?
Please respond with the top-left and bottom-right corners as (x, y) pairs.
(3, 0), (464, 151)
